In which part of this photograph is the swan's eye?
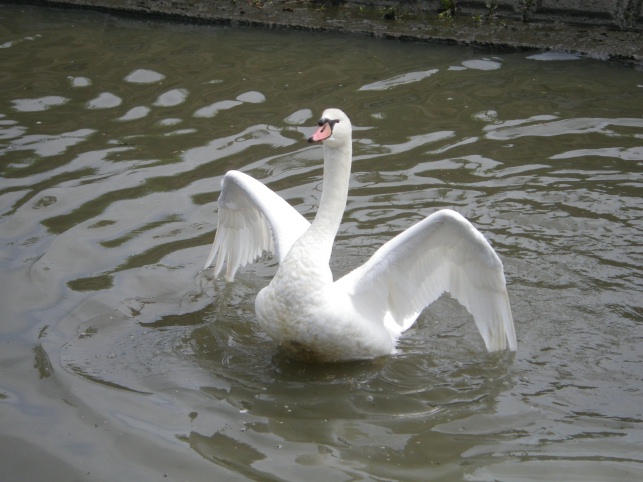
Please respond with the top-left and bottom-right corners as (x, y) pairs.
(318, 118), (340, 128)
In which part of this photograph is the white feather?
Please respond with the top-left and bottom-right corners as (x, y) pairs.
(204, 109), (516, 361)
(204, 170), (310, 281)
(336, 209), (516, 352)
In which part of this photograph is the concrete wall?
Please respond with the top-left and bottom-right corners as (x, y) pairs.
(462, 0), (642, 30)
(23, 0), (643, 31)
(361, 0), (643, 30)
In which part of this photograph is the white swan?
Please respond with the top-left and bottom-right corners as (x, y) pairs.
(204, 108), (516, 362)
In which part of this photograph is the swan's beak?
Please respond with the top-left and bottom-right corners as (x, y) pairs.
(308, 122), (333, 143)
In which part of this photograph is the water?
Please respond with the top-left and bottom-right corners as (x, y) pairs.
(1, 5), (642, 481)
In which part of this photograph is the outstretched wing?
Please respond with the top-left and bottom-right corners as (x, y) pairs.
(203, 170), (310, 281)
(336, 209), (516, 352)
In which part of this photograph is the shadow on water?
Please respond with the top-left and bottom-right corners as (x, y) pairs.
(54, 264), (519, 480)
(182, 279), (519, 481)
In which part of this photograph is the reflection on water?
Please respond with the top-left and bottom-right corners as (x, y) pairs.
(1, 4), (642, 481)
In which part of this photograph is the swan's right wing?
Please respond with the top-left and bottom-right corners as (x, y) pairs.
(203, 170), (310, 281)
(336, 209), (516, 352)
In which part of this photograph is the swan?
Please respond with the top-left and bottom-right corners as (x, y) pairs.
(204, 108), (516, 362)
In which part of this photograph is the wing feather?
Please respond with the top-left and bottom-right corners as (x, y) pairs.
(204, 170), (310, 281)
(336, 209), (516, 352)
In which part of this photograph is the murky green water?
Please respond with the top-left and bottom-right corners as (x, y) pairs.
(1, 4), (642, 481)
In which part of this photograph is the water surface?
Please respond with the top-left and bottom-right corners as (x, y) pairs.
(1, 5), (642, 481)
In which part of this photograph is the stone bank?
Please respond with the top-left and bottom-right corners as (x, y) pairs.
(13, 0), (643, 63)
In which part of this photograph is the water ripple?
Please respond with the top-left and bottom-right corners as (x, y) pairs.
(1, 7), (642, 481)
(12, 95), (68, 112)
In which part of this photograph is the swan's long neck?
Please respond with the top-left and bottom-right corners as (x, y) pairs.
(301, 140), (352, 262)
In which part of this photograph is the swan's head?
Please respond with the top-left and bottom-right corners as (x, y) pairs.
(307, 108), (351, 147)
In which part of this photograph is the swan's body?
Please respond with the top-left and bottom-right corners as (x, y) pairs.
(205, 109), (516, 362)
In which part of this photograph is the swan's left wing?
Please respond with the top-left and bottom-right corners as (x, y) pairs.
(335, 209), (516, 352)
(204, 170), (310, 281)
